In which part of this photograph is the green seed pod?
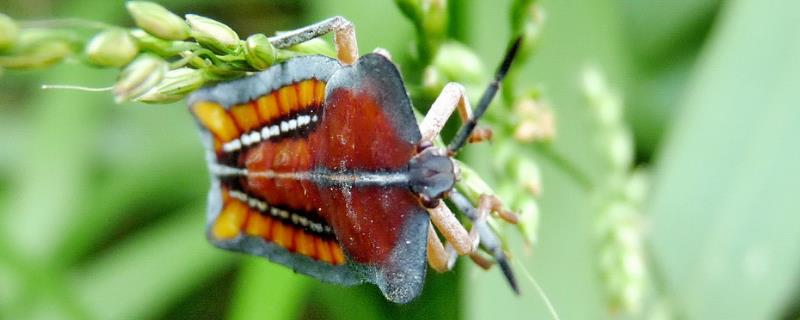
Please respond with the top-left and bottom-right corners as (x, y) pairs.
(244, 34), (276, 70)
(126, 1), (190, 40)
(136, 67), (206, 103)
(113, 54), (168, 103)
(432, 42), (483, 84)
(85, 29), (139, 67)
(0, 13), (18, 51)
(186, 14), (240, 54)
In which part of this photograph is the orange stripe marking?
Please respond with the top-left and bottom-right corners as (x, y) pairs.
(211, 200), (248, 240)
(297, 80), (315, 110)
(295, 230), (317, 258)
(277, 85), (298, 115)
(256, 93), (280, 123)
(192, 101), (241, 142)
(313, 80), (325, 106)
(230, 103), (260, 132)
(244, 211), (271, 238)
(331, 242), (346, 265)
(315, 237), (333, 264)
(272, 222), (295, 251)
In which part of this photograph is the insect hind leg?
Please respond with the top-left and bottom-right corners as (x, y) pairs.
(268, 16), (358, 65)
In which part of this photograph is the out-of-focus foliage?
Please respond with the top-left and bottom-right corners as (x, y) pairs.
(1, 0), (799, 319)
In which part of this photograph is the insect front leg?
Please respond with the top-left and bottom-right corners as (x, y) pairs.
(268, 16), (358, 65)
(419, 83), (493, 145)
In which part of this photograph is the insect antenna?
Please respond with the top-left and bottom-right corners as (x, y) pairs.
(447, 36), (523, 153)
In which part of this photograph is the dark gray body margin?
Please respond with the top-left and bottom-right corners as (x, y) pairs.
(189, 53), (430, 303)
(187, 55), (342, 109)
(325, 53), (430, 303)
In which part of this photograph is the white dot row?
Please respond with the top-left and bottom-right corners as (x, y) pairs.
(228, 189), (331, 234)
(222, 114), (319, 153)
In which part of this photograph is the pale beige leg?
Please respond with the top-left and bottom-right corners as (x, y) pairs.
(268, 16), (359, 65)
(478, 194), (519, 224)
(427, 200), (490, 272)
(419, 82), (494, 145)
(429, 200), (476, 255)
(427, 223), (451, 272)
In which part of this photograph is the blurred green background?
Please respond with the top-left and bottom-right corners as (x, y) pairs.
(1, 0), (800, 319)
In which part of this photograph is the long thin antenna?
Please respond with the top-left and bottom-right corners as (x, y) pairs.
(447, 36), (523, 153)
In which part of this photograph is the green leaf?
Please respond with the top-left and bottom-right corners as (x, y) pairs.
(227, 258), (313, 320)
(72, 203), (234, 320)
(648, 0), (800, 318)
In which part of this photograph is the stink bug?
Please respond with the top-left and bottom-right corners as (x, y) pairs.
(187, 17), (522, 303)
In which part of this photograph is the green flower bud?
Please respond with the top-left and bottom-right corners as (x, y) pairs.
(454, 160), (496, 204)
(511, 1), (545, 60)
(185, 14), (240, 54)
(85, 29), (138, 67)
(420, 0), (446, 57)
(0, 13), (18, 51)
(113, 54), (168, 103)
(394, 0), (422, 23)
(432, 42), (483, 84)
(605, 128), (633, 173)
(135, 67), (206, 103)
(512, 97), (556, 143)
(421, 65), (446, 97)
(126, 1), (190, 40)
(0, 40), (72, 69)
(510, 157), (542, 197)
(624, 169), (649, 205)
(244, 34), (276, 70)
(582, 67), (622, 129)
(514, 198), (539, 245)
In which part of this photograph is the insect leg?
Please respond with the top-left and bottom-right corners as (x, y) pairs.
(427, 223), (458, 272)
(419, 83), (492, 145)
(449, 190), (520, 294)
(428, 200), (476, 255)
(268, 16), (358, 65)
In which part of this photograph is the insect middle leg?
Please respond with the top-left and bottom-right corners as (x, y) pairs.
(268, 16), (359, 65)
(426, 201), (479, 272)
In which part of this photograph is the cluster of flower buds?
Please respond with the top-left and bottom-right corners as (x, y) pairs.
(512, 94), (555, 143)
(582, 67), (649, 314)
(0, 13), (76, 70)
(0, 1), (335, 104)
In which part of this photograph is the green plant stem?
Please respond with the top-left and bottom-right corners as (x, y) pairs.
(533, 144), (593, 192)
(19, 18), (115, 30)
